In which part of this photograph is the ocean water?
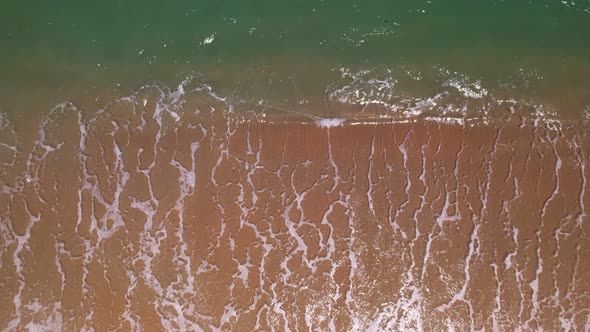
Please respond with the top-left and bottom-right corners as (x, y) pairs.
(2, 0), (590, 118)
(2, 1), (590, 331)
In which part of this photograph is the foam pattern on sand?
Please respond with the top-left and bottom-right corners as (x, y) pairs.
(0, 81), (589, 331)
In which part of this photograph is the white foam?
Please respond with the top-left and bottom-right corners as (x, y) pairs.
(201, 34), (215, 45)
(443, 78), (488, 99)
(316, 118), (346, 128)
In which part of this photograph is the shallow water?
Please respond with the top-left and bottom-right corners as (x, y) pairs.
(2, 0), (590, 117)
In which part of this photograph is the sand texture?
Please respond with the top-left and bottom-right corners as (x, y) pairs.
(0, 94), (589, 331)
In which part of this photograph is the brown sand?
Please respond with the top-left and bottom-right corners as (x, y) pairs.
(0, 98), (589, 331)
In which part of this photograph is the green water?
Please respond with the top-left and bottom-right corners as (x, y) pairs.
(1, 0), (590, 116)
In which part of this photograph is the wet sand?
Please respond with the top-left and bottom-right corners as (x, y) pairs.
(0, 96), (589, 331)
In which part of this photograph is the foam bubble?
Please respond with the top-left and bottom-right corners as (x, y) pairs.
(201, 34), (215, 45)
(316, 118), (346, 127)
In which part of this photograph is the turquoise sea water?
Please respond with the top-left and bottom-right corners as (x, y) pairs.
(2, 0), (590, 118)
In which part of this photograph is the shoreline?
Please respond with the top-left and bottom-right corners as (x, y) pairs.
(2, 59), (590, 123)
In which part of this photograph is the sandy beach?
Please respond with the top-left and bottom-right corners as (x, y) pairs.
(0, 91), (588, 331)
